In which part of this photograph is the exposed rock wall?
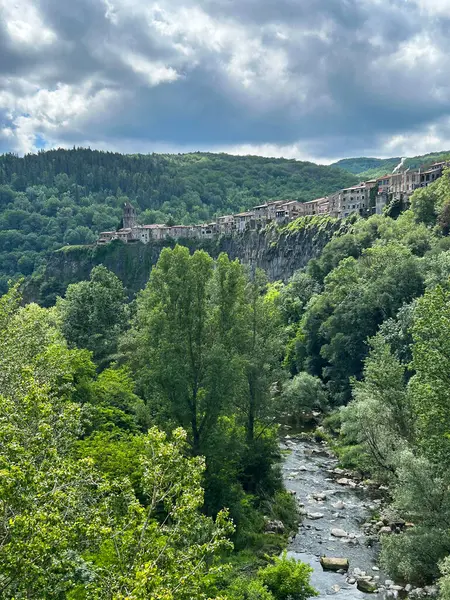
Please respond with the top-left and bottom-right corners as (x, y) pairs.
(218, 220), (343, 280)
(28, 218), (344, 304)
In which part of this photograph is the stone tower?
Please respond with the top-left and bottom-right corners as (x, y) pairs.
(123, 201), (137, 230)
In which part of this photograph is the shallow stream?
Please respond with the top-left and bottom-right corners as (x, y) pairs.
(281, 434), (386, 599)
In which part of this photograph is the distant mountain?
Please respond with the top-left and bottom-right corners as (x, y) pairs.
(0, 148), (358, 293)
(332, 151), (450, 180)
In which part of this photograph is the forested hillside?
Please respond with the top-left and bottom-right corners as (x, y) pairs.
(0, 148), (358, 293)
(332, 151), (450, 180)
(330, 157), (401, 177)
(278, 167), (450, 592)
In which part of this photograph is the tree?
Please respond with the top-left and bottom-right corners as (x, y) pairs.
(299, 243), (423, 403)
(257, 552), (317, 600)
(240, 272), (284, 443)
(410, 283), (450, 465)
(410, 186), (438, 226)
(281, 372), (328, 423)
(340, 334), (413, 478)
(124, 246), (241, 454)
(57, 265), (127, 367)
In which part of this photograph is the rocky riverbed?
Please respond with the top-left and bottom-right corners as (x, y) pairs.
(280, 433), (438, 599)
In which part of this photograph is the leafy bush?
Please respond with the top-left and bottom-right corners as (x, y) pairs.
(439, 556), (450, 600)
(262, 490), (299, 534)
(226, 577), (275, 600)
(380, 528), (450, 585)
(258, 552), (317, 600)
(280, 372), (328, 422)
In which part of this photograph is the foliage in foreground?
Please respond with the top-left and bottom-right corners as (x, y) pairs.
(0, 261), (317, 598)
(0, 287), (233, 598)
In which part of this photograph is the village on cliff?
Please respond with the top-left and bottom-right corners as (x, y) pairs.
(98, 160), (449, 245)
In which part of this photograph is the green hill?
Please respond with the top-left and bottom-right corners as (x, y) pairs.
(332, 151), (450, 180)
(0, 148), (358, 292)
(330, 157), (400, 178)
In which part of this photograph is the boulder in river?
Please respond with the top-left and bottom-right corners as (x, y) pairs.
(379, 526), (392, 534)
(337, 477), (357, 488)
(357, 579), (378, 593)
(320, 556), (349, 572)
(313, 492), (327, 501)
(308, 512), (324, 520)
(331, 527), (348, 538)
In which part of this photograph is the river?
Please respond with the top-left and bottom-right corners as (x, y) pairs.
(281, 433), (387, 599)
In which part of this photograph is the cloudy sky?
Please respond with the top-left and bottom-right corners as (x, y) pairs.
(1, 0), (450, 162)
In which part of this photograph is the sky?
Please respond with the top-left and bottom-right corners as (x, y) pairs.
(1, 0), (450, 163)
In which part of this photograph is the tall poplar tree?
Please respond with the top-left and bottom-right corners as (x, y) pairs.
(125, 246), (246, 454)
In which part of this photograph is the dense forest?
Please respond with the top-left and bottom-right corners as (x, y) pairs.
(1, 248), (318, 599)
(0, 148), (358, 293)
(3, 159), (450, 597)
(332, 151), (450, 180)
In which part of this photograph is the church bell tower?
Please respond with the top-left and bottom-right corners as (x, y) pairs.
(123, 202), (137, 230)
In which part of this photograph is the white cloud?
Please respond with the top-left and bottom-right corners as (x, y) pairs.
(1, 0), (450, 161)
(122, 52), (180, 86)
(414, 0), (450, 16)
(382, 119), (450, 156)
(0, 0), (56, 46)
(0, 82), (120, 154)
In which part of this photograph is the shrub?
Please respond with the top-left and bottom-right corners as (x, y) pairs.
(257, 552), (317, 600)
(226, 578), (274, 600)
(380, 528), (450, 585)
(261, 490), (299, 533)
(439, 556), (450, 600)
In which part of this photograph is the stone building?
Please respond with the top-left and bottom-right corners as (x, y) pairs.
(217, 214), (234, 234)
(339, 184), (369, 217)
(234, 211), (254, 233)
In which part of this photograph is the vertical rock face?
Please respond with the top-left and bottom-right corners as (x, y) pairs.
(28, 218), (343, 304)
(218, 220), (342, 280)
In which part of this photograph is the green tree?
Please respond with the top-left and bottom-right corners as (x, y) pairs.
(240, 272), (284, 443)
(281, 372), (328, 423)
(57, 265), (127, 367)
(257, 552), (317, 600)
(125, 246), (240, 454)
(299, 243), (423, 403)
(0, 285), (233, 599)
(340, 334), (412, 478)
(410, 283), (450, 465)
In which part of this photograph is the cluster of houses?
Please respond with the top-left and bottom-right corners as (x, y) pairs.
(98, 160), (449, 245)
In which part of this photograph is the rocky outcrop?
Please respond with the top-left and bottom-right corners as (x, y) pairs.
(26, 217), (345, 304)
(217, 218), (344, 280)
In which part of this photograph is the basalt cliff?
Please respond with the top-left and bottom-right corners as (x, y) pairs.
(28, 216), (346, 305)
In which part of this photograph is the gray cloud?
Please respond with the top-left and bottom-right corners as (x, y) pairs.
(1, 0), (450, 160)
